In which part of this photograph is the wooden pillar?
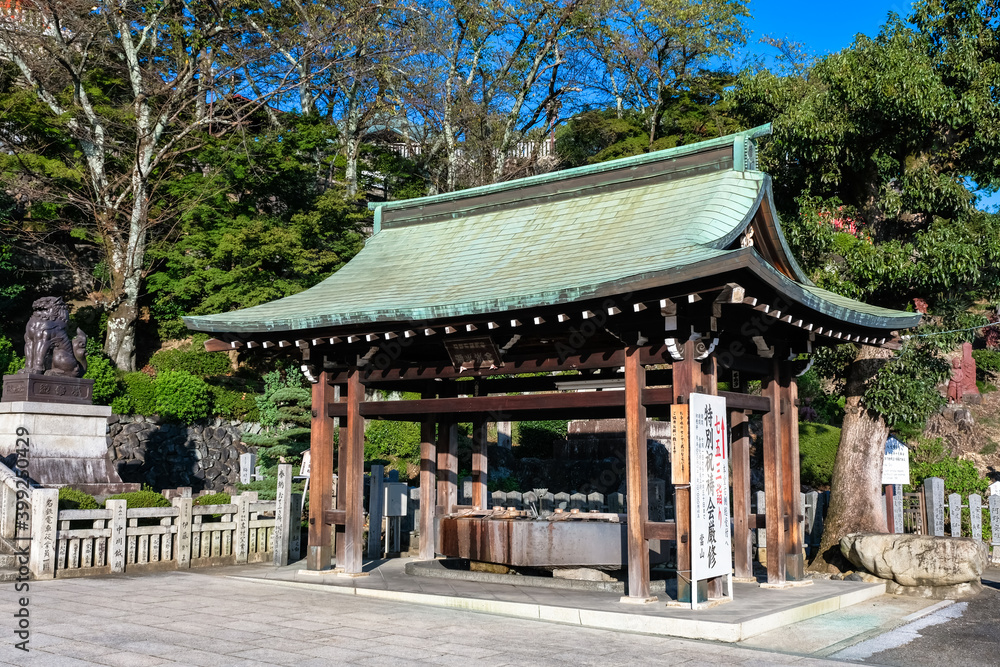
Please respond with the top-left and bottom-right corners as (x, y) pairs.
(781, 364), (804, 580)
(419, 418), (437, 560)
(624, 346), (654, 601)
(437, 421), (458, 514)
(472, 417), (488, 509)
(762, 360), (787, 585)
(341, 369), (365, 574)
(672, 339), (696, 604)
(307, 372), (334, 571)
(334, 422), (346, 566)
(731, 410), (753, 580)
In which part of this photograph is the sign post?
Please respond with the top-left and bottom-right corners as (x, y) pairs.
(688, 393), (732, 609)
(882, 436), (910, 534)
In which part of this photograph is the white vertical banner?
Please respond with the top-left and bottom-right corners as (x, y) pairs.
(690, 393), (732, 583)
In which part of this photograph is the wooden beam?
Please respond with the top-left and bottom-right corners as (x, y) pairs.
(327, 387), (769, 420)
(624, 346), (653, 601)
(731, 410), (752, 580)
(342, 370), (365, 574)
(472, 417), (488, 509)
(643, 521), (677, 540)
(323, 509), (346, 525)
(419, 415), (436, 560)
(204, 338), (237, 352)
(763, 360), (786, 585)
(306, 372), (334, 571)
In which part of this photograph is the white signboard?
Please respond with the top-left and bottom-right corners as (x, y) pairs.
(882, 437), (910, 485)
(384, 483), (408, 517)
(989, 481), (1000, 497)
(299, 450), (311, 478)
(689, 393), (732, 581)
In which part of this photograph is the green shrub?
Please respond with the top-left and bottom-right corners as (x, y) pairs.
(516, 420), (568, 458)
(58, 487), (99, 510)
(973, 349), (1000, 379)
(365, 420), (420, 463)
(194, 492), (231, 506)
(0, 337), (14, 376)
(104, 489), (171, 508)
(905, 437), (990, 497)
(83, 355), (120, 405)
(6, 354), (24, 375)
(154, 370), (210, 423)
(798, 422), (841, 487)
(208, 383), (261, 421)
(120, 372), (156, 415)
(150, 343), (231, 377)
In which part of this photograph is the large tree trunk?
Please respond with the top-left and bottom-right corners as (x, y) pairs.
(810, 344), (891, 572)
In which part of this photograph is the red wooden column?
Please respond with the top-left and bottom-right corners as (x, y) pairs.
(762, 360), (787, 585)
(781, 364), (805, 580)
(419, 417), (437, 560)
(623, 346), (654, 602)
(471, 417), (488, 509)
(437, 421), (458, 515)
(341, 369), (365, 575)
(307, 372), (334, 571)
(731, 410), (753, 580)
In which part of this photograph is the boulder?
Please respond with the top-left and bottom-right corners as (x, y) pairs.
(840, 532), (987, 587)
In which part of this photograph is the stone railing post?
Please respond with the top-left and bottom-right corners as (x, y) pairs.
(28, 488), (57, 579)
(948, 493), (962, 537)
(924, 477), (945, 536)
(234, 492), (256, 563)
(274, 463), (292, 566)
(107, 499), (127, 574)
(970, 494), (982, 542)
(755, 490), (767, 563)
(172, 496), (193, 569)
(990, 495), (1000, 562)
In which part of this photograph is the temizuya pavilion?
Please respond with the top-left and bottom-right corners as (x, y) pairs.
(185, 124), (919, 604)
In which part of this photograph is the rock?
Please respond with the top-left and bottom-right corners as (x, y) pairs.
(840, 532), (987, 586)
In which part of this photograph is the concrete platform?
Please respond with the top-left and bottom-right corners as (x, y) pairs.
(229, 556), (888, 643)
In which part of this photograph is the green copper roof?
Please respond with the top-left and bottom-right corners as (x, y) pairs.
(184, 127), (919, 336)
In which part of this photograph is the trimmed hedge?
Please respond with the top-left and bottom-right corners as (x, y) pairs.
(104, 489), (171, 508)
(194, 492), (231, 506)
(799, 422), (841, 488)
(58, 487), (99, 510)
(150, 345), (231, 377)
(154, 370), (210, 423)
(365, 420), (420, 462)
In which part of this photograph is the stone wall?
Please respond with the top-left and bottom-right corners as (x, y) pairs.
(108, 415), (255, 492)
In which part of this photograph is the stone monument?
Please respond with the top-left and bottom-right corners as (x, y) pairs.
(0, 296), (138, 496)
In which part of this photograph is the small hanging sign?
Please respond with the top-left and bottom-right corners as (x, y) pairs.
(443, 336), (503, 370)
(670, 404), (690, 484)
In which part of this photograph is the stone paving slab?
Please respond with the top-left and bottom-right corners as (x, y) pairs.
(229, 557), (888, 643)
(0, 569), (856, 667)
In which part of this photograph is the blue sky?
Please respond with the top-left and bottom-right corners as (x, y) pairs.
(744, 0), (999, 212)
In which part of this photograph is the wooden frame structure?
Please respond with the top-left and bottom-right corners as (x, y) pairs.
(186, 125), (919, 601)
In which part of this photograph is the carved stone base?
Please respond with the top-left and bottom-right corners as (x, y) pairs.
(1, 374), (94, 405)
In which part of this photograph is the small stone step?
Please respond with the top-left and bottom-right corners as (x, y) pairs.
(0, 569), (17, 582)
(0, 554), (15, 569)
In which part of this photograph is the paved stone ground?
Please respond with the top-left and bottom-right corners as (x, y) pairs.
(0, 570), (854, 667)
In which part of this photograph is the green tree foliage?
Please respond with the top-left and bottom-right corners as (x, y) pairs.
(83, 355), (121, 406)
(365, 420), (421, 464)
(733, 0), (1000, 432)
(244, 368), (311, 468)
(104, 489), (172, 509)
(516, 420), (568, 458)
(146, 121), (368, 340)
(906, 437), (989, 497)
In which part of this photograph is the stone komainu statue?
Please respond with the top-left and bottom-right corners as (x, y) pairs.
(17, 296), (87, 378)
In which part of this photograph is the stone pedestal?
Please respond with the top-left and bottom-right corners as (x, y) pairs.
(0, 401), (139, 496)
(2, 374), (94, 405)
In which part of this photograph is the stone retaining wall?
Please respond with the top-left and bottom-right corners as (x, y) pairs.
(107, 415), (259, 492)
